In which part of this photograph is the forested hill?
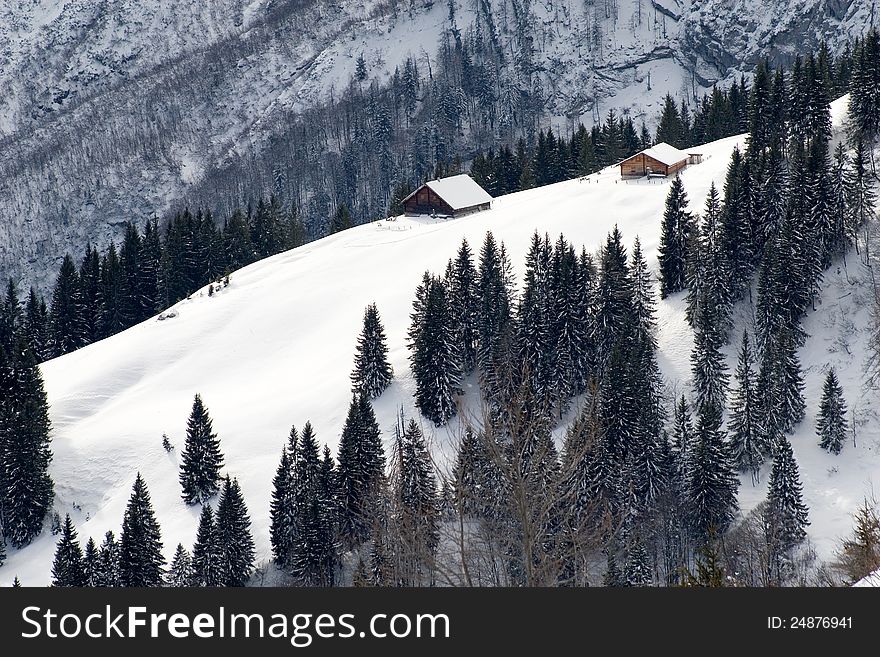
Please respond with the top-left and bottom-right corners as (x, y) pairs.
(0, 0), (874, 291)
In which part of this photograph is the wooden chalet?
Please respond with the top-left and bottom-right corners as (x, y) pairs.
(402, 174), (493, 217)
(619, 142), (690, 178)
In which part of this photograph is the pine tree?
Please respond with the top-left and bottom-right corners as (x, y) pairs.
(51, 515), (86, 587)
(95, 531), (121, 587)
(625, 535), (652, 586)
(657, 176), (694, 298)
(686, 183), (731, 336)
(603, 550), (625, 587)
(23, 288), (50, 361)
(83, 537), (99, 586)
(393, 418), (439, 584)
(215, 477), (255, 586)
(655, 94), (687, 148)
(771, 328), (806, 432)
(476, 232), (514, 405)
(166, 544), (194, 587)
(269, 443), (296, 567)
(191, 503), (223, 586)
(119, 474), (165, 587)
(137, 219), (164, 319)
(1, 342), (54, 547)
(766, 436), (810, 551)
(593, 226), (633, 375)
(409, 275), (460, 425)
(49, 254), (84, 357)
(729, 332), (764, 483)
(690, 300), (729, 417)
(337, 396), (386, 548)
(448, 239), (479, 374)
(816, 368), (848, 455)
(516, 232), (555, 410)
(686, 404), (739, 544)
(179, 394), (225, 504)
(848, 28), (880, 147)
(351, 303), (393, 398)
(846, 138), (877, 250)
(0, 279), (20, 353)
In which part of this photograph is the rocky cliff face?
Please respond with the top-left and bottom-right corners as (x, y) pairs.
(0, 0), (873, 291)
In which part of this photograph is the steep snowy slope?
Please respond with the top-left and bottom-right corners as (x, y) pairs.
(2, 96), (878, 586)
(0, 0), (873, 292)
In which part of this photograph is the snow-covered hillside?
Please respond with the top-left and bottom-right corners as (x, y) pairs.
(0, 0), (873, 292)
(2, 95), (878, 586)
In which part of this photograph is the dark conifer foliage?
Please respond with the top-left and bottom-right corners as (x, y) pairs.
(191, 503), (223, 587)
(686, 404), (739, 545)
(51, 515), (86, 587)
(95, 531), (121, 587)
(447, 238), (479, 375)
(392, 417), (439, 584)
(288, 423), (337, 586)
(0, 340), (54, 548)
(119, 474), (165, 587)
(166, 544), (194, 587)
(728, 332), (764, 483)
(215, 477), (255, 586)
(337, 397), (386, 548)
(179, 394), (225, 504)
(657, 176), (694, 298)
(848, 27), (880, 148)
(476, 232), (515, 406)
(351, 303), (393, 399)
(408, 274), (460, 425)
(83, 537), (99, 587)
(23, 288), (50, 361)
(270, 442), (296, 567)
(816, 368), (848, 455)
(49, 254), (85, 357)
(766, 436), (810, 553)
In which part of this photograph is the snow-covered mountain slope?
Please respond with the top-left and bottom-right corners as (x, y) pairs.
(4, 94), (879, 586)
(0, 0), (873, 292)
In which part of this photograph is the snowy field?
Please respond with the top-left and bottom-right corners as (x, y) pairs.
(3, 96), (879, 586)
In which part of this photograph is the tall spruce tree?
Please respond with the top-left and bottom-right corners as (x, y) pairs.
(686, 404), (739, 544)
(729, 332), (764, 483)
(337, 396), (386, 548)
(269, 442), (296, 567)
(690, 299), (729, 417)
(83, 537), (99, 586)
(51, 515), (86, 587)
(166, 544), (194, 587)
(448, 238), (479, 374)
(215, 477), (255, 586)
(179, 394), (225, 504)
(119, 474), (165, 586)
(476, 232), (514, 405)
(409, 275), (460, 425)
(1, 342), (54, 548)
(766, 436), (810, 552)
(393, 417), (439, 584)
(816, 368), (849, 455)
(49, 254), (84, 357)
(657, 176), (694, 298)
(191, 503), (223, 587)
(351, 303), (393, 399)
(23, 288), (50, 361)
(95, 531), (121, 587)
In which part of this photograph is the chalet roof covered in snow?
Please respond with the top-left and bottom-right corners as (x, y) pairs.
(640, 142), (689, 166)
(405, 174), (493, 211)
